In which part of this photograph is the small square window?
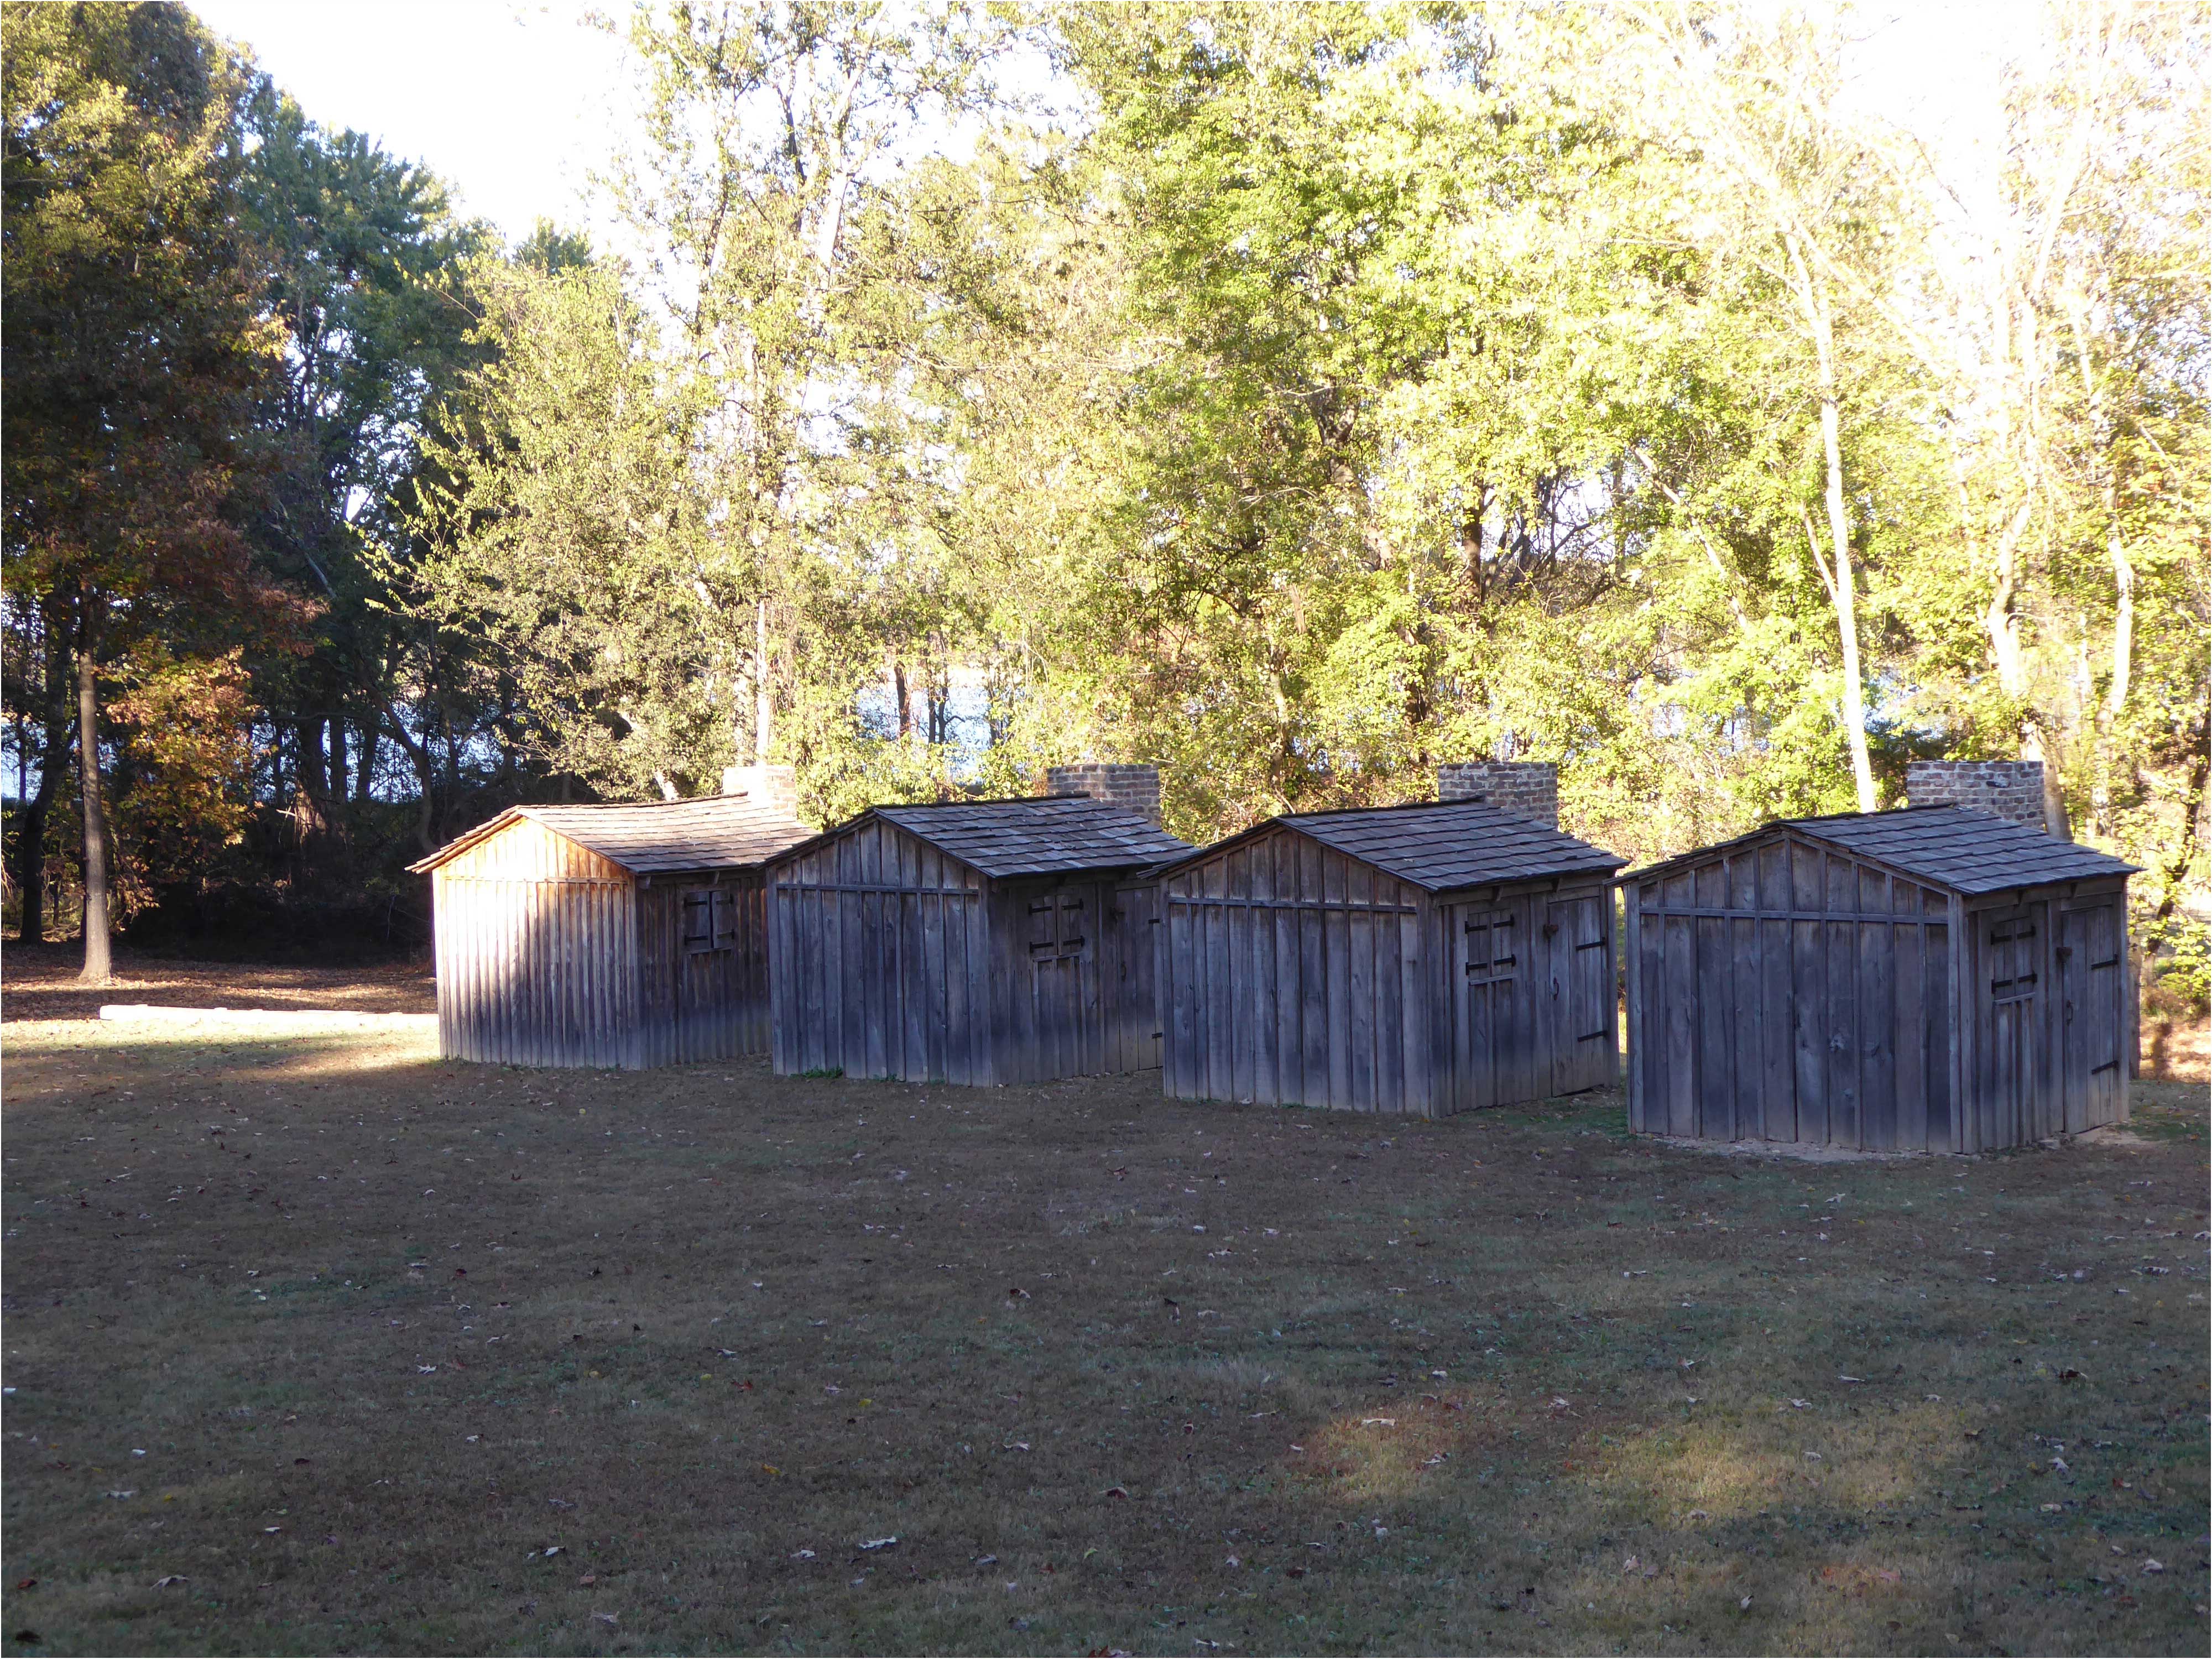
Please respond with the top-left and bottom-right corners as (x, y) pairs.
(684, 888), (741, 954)
(1987, 912), (2037, 1003)
(1463, 910), (1517, 984)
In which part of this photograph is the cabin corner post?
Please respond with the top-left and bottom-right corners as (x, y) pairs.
(1621, 881), (1641, 1133)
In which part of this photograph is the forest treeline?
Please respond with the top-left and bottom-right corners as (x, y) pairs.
(3, 1), (2205, 991)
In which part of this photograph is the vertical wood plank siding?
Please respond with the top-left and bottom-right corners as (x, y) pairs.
(429, 815), (775, 1070)
(765, 818), (1166, 1085)
(1158, 826), (1608, 1117)
(1623, 828), (2130, 1150)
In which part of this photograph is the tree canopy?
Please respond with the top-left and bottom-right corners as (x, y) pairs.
(3, 0), (2204, 995)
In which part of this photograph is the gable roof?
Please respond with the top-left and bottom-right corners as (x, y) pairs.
(1630, 806), (2140, 895)
(1150, 799), (1626, 893)
(408, 796), (814, 877)
(772, 795), (1192, 879)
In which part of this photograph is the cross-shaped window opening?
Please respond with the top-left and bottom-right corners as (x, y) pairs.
(683, 887), (742, 955)
(1464, 909), (1517, 984)
(1027, 893), (1088, 961)
(1987, 912), (2037, 1003)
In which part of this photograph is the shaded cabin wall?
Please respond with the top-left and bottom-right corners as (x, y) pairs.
(987, 874), (1164, 1085)
(1958, 878), (2131, 1146)
(768, 819), (992, 1084)
(1161, 830), (1434, 1114)
(1433, 875), (1616, 1113)
(634, 870), (770, 1066)
(1626, 833), (1958, 1150)
(430, 817), (639, 1067)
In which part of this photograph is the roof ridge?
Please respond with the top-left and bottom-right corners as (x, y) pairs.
(522, 793), (792, 813)
(879, 792), (1093, 811)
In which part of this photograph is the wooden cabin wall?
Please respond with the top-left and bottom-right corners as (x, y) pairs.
(1160, 828), (1433, 1114)
(1433, 876), (1616, 1113)
(983, 875), (1164, 1084)
(1110, 878), (1166, 1073)
(993, 877), (1103, 1084)
(768, 820), (992, 1084)
(430, 817), (639, 1067)
(1957, 876), (2131, 1148)
(633, 870), (770, 1066)
(1626, 833), (1957, 1151)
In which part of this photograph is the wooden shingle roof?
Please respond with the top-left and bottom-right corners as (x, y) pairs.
(408, 796), (813, 876)
(1629, 806), (2139, 895)
(773, 795), (1193, 879)
(1151, 800), (1626, 893)
(1786, 806), (2138, 894)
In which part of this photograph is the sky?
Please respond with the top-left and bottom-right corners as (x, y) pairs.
(189, 2), (630, 244)
(189, 1), (2033, 251)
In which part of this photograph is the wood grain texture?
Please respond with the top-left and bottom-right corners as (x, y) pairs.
(429, 813), (784, 1070)
(766, 815), (1162, 1087)
(1623, 826), (2133, 1152)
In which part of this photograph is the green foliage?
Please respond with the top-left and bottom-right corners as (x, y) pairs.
(4, 0), (2203, 947)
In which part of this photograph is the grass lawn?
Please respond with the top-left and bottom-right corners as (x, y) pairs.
(2, 959), (2205, 1656)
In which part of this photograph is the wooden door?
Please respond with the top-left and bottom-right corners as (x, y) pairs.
(1109, 880), (1164, 1073)
(1449, 902), (1530, 1110)
(2059, 900), (2125, 1131)
(1981, 907), (2042, 1146)
(1545, 893), (1613, 1095)
(1026, 886), (1094, 1079)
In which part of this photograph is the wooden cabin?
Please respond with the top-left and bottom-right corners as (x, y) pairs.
(1623, 806), (2140, 1152)
(409, 795), (813, 1068)
(1149, 801), (1627, 1115)
(765, 795), (1191, 1085)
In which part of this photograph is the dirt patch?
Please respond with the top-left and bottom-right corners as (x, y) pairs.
(1645, 1135), (1938, 1164)
(1, 942), (433, 1024)
(2142, 1014), (2209, 1084)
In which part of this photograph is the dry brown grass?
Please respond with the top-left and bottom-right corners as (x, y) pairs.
(1, 962), (2205, 1656)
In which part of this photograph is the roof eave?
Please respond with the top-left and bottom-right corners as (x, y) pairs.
(405, 807), (534, 874)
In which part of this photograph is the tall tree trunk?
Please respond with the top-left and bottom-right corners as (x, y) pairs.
(356, 716), (379, 804)
(2103, 485), (2134, 719)
(14, 628), (71, 945)
(754, 598), (774, 764)
(1787, 233), (1876, 813)
(75, 630), (113, 984)
(892, 656), (910, 740)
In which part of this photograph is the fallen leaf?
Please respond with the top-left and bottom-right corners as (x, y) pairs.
(2142, 1559), (2165, 1574)
(859, 1536), (899, 1551)
(592, 1611), (618, 1626)
(153, 1576), (186, 1588)
(1103, 1485), (1129, 1500)
(1740, 1595), (1753, 1611)
(578, 1574), (596, 1587)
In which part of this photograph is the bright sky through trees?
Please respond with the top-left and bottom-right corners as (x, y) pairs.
(186, 1), (632, 242)
(184, 0), (2034, 248)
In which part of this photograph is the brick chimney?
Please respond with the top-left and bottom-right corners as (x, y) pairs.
(1045, 761), (1162, 827)
(719, 762), (800, 818)
(1905, 760), (2045, 830)
(1437, 761), (1558, 829)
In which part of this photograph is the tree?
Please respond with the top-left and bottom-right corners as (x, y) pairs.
(413, 1), (1023, 820)
(238, 87), (496, 844)
(1613, 2), (1921, 813)
(2, 2), (305, 980)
